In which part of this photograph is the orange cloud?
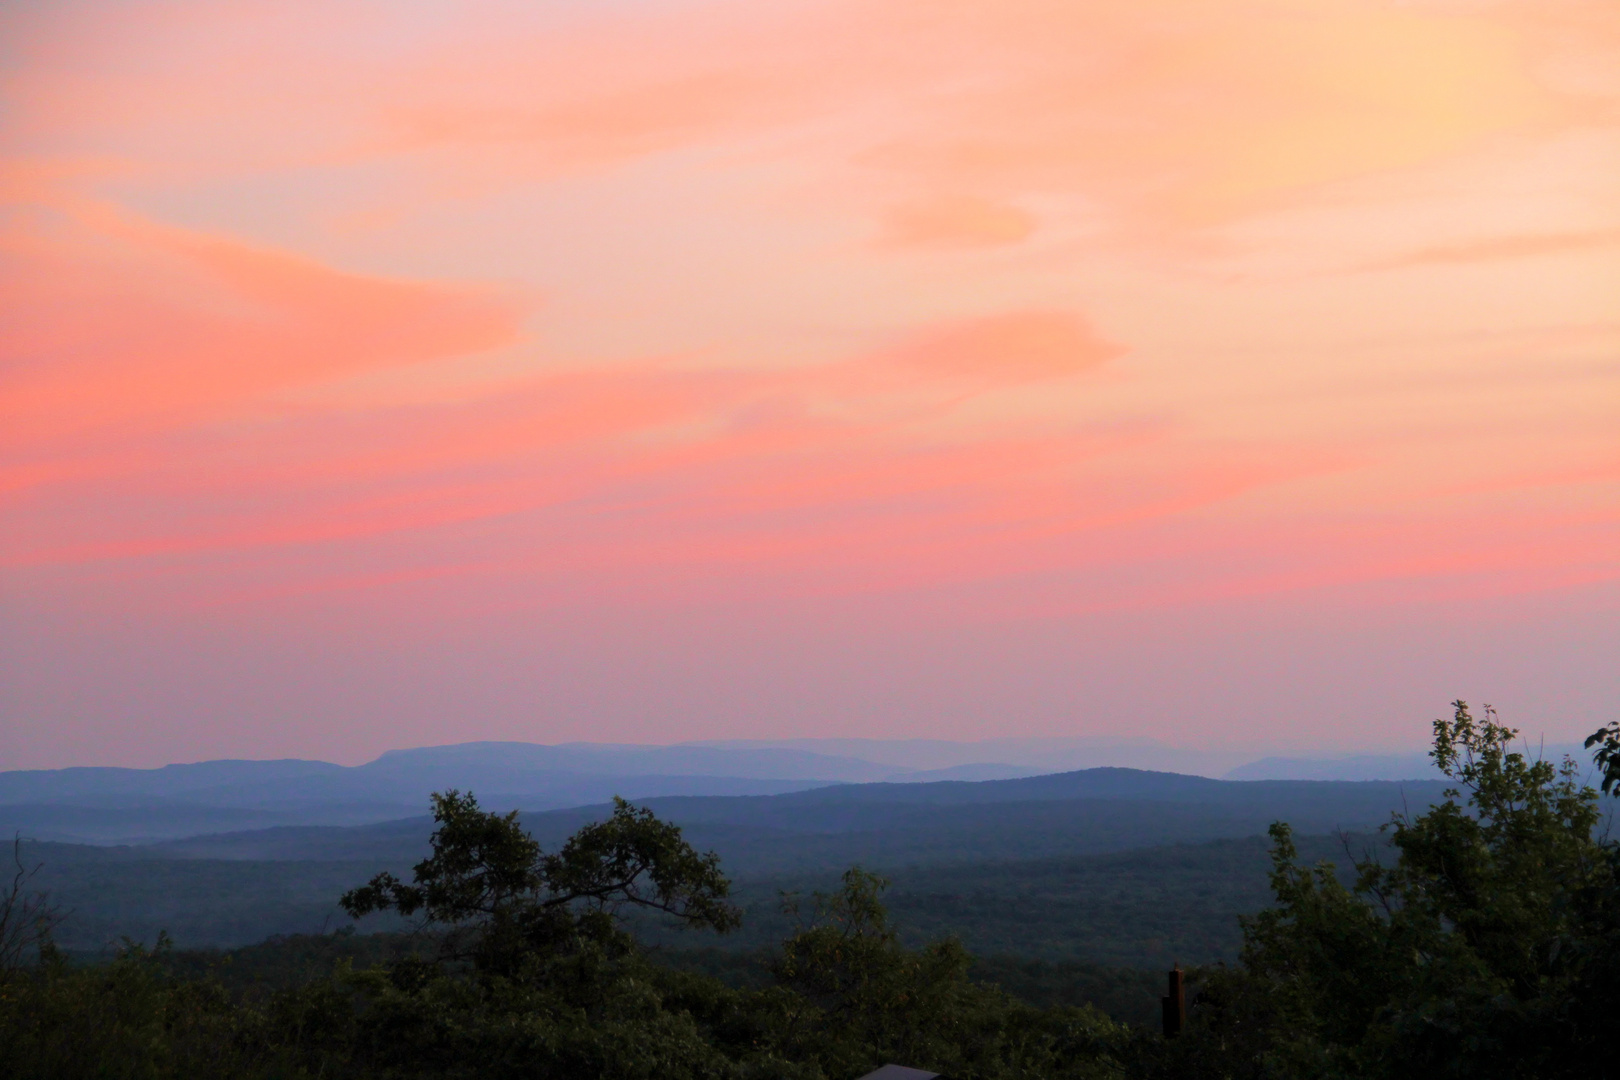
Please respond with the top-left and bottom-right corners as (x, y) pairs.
(0, 224), (1157, 589)
(882, 311), (1125, 383)
(842, 0), (1561, 228)
(0, 191), (527, 453)
(1359, 226), (1620, 272)
(878, 194), (1036, 248)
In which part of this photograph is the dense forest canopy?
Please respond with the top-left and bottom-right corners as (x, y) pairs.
(1, 702), (1617, 1079)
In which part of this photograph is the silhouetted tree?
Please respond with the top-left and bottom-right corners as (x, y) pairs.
(1174, 701), (1620, 1080)
(0, 837), (63, 981)
(341, 791), (739, 977)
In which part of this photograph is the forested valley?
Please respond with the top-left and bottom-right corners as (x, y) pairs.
(3, 704), (1618, 1079)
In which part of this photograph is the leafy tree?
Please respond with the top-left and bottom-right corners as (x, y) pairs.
(0, 935), (307, 1080)
(752, 868), (1132, 1080)
(332, 807), (1136, 1079)
(1175, 701), (1620, 1080)
(326, 791), (748, 1079)
(1587, 719), (1620, 795)
(341, 791), (740, 977)
(768, 867), (987, 1073)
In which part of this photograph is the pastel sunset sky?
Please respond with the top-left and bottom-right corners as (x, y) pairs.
(1, 0), (1616, 768)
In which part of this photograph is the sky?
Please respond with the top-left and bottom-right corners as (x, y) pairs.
(1, 0), (1616, 770)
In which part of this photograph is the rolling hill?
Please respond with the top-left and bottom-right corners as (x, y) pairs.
(14, 765), (1463, 955)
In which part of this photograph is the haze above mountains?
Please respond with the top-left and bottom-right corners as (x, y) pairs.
(3, 734), (1588, 846)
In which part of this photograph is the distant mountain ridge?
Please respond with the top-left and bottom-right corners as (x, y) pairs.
(6, 735), (1596, 845)
(0, 759), (347, 802)
(0, 741), (1044, 842)
(16, 764), (1473, 952)
(688, 736), (1258, 775)
(142, 766), (1461, 870)
(1225, 743), (1593, 781)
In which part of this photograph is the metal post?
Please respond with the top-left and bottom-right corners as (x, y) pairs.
(1161, 965), (1185, 1038)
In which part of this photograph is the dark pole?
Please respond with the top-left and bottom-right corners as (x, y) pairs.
(1161, 965), (1185, 1038)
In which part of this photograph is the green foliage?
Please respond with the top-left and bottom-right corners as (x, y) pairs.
(751, 867), (1134, 1080)
(0, 791), (1146, 1079)
(1173, 701), (1620, 1080)
(770, 867), (994, 1075)
(0, 936), (308, 1080)
(341, 791), (740, 980)
(8, 707), (1615, 1079)
(318, 799), (1137, 1079)
(1586, 719), (1620, 795)
(966, 957), (1164, 1028)
(650, 947), (1165, 1026)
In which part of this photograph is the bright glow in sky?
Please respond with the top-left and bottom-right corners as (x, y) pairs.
(1, 0), (1616, 768)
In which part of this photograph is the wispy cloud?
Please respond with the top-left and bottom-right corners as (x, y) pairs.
(1359, 227), (1620, 273)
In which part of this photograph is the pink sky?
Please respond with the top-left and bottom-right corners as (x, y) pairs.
(1, 0), (1616, 769)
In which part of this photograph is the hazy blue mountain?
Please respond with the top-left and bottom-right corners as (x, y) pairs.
(886, 763), (1043, 782)
(689, 737), (1257, 777)
(0, 741), (1181, 843)
(140, 767), (1456, 874)
(0, 742), (894, 806)
(17, 760), (1609, 964)
(5, 740), (1503, 845)
(362, 742), (900, 783)
(0, 760), (347, 803)
(1225, 742), (1591, 781)
(10, 766), (1496, 955)
(0, 742), (932, 842)
(0, 772), (842, 844)
(623, 767), (1455, 813)
(0, 801), (420, 845)
(1225, 754), (1438, 781)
